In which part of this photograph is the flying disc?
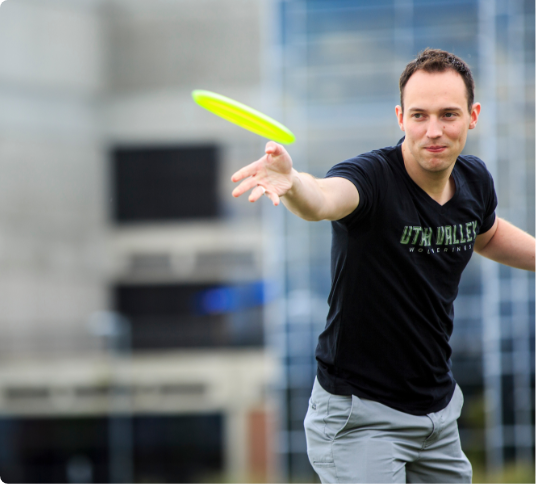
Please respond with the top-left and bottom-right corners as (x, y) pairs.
(192, 90), (295, 144)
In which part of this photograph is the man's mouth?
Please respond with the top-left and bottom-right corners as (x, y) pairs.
(424, 145), (447, 153)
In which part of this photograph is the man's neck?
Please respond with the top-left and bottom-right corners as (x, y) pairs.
(401, 141), (456, 206)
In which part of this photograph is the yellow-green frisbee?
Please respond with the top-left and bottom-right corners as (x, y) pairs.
(192, 89), (295, 144)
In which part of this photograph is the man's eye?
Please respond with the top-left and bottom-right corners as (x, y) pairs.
(444, 112), (455, 118)
(413, 113), (423, 119)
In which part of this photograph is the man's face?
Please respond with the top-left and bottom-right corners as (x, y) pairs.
(395, 69), (480, 175)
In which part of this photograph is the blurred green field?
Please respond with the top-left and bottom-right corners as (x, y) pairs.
(471, 461), (535, 484)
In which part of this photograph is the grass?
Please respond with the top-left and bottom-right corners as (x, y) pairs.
(471, 461), (535, 483)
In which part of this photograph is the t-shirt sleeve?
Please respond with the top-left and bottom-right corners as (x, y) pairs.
(324, 153), (383, 224)
(479, 166), (498, 234)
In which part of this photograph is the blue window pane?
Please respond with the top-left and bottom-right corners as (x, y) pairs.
(306, 0), (394, 10)
(413, 0), (476, 7)
(307, 4), (396, 36)
(304, 67), (398, 104)
(525, 30), (536, 64)
(307, 36), (397, 67)
(412, 0), (478, 31)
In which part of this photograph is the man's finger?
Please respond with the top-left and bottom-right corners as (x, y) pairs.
(232, 176), (259, 198)
(248, 185), (266, 203)
(266, 190), (280, 206)
(231, 158), (264, 183)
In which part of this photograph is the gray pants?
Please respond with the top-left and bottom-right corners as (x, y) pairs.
(304, 377), (472, 483)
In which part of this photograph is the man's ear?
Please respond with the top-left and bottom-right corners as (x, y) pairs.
(469, 102), (481, 130)
(395, 105), (405, 131)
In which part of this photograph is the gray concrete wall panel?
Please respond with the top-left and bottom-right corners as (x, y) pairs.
(0, 0), (105, 95)
(0, 1), (108, 359)
(108, 0), (262, 92)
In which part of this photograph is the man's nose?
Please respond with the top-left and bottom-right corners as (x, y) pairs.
(426, 117), (443, 138)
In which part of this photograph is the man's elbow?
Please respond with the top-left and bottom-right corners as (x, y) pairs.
(300, 212), (325, 222)
(474, 218), (500, 254)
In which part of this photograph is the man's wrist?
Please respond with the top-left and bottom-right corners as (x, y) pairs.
(282, 169), (302, 199)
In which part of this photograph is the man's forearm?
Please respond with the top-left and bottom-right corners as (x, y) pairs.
(476, 218), (535, 271)
(281, 171), (329, 221)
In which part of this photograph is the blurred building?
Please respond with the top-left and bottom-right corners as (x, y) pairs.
(0, 0), (532, 483)
(0, 0), (279, 482)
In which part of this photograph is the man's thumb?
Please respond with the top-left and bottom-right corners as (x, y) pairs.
(265, 141), (282, 157)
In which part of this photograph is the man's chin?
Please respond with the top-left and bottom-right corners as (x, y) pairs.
(417, 154), (453, 172)
(422, 161), (453, 174)
(422, 149), (454, 162)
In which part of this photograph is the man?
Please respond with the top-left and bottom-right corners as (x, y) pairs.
(231, 49), (535, 483)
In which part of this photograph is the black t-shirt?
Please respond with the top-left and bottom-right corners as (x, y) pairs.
(316, 137), (497, 415)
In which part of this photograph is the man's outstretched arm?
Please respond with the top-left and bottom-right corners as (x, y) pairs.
(474, 217), (535, 271)
(231, 141), (359, 222)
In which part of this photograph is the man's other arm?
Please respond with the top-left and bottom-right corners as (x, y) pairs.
(474, 217), (535, 271)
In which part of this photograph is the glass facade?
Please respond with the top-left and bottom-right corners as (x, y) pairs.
(276, 0), (534, 480)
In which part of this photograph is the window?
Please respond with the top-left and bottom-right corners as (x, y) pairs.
(112, 145), (219, 223)
(114, 283), (265, 350)
(0, 414), (223, 483)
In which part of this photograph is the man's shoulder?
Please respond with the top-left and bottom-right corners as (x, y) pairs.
(456, 153), (493, 178)
(325, 139), (402, 185)
(455, 154), (496, 202)
(369, 143), (400, 161)
(333, 141), (399, 169)
(360, 137), (402, 160)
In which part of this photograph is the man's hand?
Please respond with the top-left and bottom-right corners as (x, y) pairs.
(231, 141), (295, 206)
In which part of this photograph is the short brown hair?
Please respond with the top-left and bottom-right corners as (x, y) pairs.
(399, 48), (475, 113)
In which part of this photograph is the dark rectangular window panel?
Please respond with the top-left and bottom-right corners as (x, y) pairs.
(114, 283), (264, 350)
(0, 414), (223, 484)
(112, 145), (219, 223)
